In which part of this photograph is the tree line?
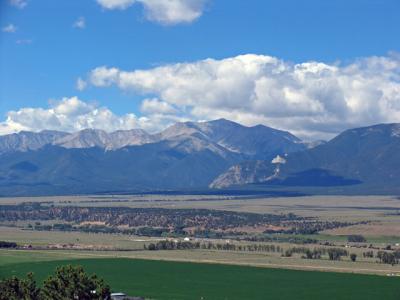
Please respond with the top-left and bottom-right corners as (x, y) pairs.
(144, 240), (283, 253)
(0, 241), (17, 248)
(145, 241), (400, 263)
(0, 265), (110, 300)
(0, 203), (358, 238)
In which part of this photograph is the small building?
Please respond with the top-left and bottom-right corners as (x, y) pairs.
(110, 292), (144, 300)
(111, 293), (127, 300)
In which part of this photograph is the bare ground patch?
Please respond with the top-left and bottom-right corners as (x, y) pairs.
(323, 222), (400, 237)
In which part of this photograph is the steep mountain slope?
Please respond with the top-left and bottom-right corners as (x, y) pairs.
(0, 119), (305, 159)
(0, 130), (69, 154)
(54, 129), (155, 150)
(158, 119), (306, 159)
(2, 121), (399, 195)
(210, 160), (273, 188)
(211, 123), (400, 191)
(53, 129), (110, 149)
(0, 129), (155, 153)
(108, 129), (156, 149)
(0, 119), (306, 195)
(0, 141), (240, 195)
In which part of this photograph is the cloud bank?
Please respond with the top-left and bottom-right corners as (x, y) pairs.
(96, 0), (207, 25)
(3, 54), (400, 140)
(0, 97), (140, 135)
(85, 53), (400, 139)
(0, 97), (186, 135)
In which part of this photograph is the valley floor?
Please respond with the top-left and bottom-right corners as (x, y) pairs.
(1, 195), (400, 279)
(0, 256), (399, 300)
(1, 223), (400, 276)
(2, 247), (400, 276)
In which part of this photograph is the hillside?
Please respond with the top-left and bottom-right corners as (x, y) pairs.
(211, 123), (400, 193)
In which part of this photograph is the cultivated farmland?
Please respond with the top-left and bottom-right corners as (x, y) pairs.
(1, 258), (400, 300)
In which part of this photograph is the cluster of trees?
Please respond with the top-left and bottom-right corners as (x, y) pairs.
(144, 240), (284, 253)
(2, 203), (365, 241)
(0, 265), (110, 300)
(282, 246), (352, 261)
(0, 203), (304, 236)
(327, 248), (349, 261)
(145, 240), (400, 264)
(363, 250), (374, 258)
(0, 204), (297, 230)
(347, 235), (367, 243)
(33, 223), (170, 238)
(245, 235), (318, 245)
(266, 221), (367, 235)
(0, 203), (368, 239)
(360, 249), (400, 265)
(282, 247), (323, 259)
(303, 249), (322, 259)
(377, 250), (400, 265)
(0, 241), (17, 248)
(146, 240), (200, 251)
(350, 253), (357, 262)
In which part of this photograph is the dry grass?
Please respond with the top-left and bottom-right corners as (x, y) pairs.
(2, 194), (400, 236)
(324, 221), (400, 237)
(0, 226), (160, 249)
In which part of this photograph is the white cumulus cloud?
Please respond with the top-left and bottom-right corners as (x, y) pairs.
(89, 67), (120, 87)
(139, 0), (207, 25)
(73, 17), (86, 29)
(9, 0), (27, 9)
(97, 0), (136, 9)
(86, 53), (400, 140)
(16, 39), (32, 45)
(96, 0), (207, 25)
(140, 98), (177, 114)
(2, 24), (17, 33)
(0, 97), (149, 135)
(76, 78), (88, 91)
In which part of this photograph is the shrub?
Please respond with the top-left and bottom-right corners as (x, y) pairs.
(347, 235), (366, 243)
(0, 241), (17, 248)
(0, 265), (110, 300)
(350, 253), (357, 262)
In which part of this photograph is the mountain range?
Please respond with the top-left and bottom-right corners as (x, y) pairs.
(0, 119), (399, 196)
(211, 123), (400, 193)
(0, 119), (306, 195)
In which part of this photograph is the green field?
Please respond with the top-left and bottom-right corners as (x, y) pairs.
(1, 258), (399, 300)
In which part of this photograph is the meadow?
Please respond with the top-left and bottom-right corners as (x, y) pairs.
(1, 257), (399, 300)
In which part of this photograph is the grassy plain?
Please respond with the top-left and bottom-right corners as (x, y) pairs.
(1, 257), (399, 300)
(0, 226), (160, 249)
(1, 194), (400, 276)
(2, 194), (399, 222)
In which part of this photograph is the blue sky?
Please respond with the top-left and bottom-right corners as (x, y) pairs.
(1, 0), (400, 139)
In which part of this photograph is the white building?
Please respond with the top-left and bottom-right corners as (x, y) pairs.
(111, 293), (127, 300)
